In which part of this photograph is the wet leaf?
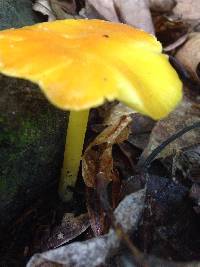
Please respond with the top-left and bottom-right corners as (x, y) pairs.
(140, 97), (200, 163)
(174, 145), (200, 182)
(137, 175), (200, 261)
(27, 190), (146, 267)
(40, 213), (90, 250)
(154, 15), (189, 48)
(128, 113), (155, 150)
(112, 113), (155, 179)
(86, 187), (108, 236)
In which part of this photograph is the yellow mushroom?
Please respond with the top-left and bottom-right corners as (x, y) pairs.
(0, 19), (182, 201)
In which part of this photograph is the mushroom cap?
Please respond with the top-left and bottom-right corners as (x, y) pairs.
(0, 19), (182, 119)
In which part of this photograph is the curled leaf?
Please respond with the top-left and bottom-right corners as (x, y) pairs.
(82, 113), (132, 187)
(176, 33), (200, 82)
(140, 97), (200, 162)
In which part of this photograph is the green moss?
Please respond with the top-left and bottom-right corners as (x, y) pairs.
(18, 119), (42, 146)
(0, 178), (7, 193)
(0, 0), (60, 232)
(0, 0), (41, 30)
(0, 75), (68, 230)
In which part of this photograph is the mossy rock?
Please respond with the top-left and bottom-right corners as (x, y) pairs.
(0, 74), (67, 230)
(0, 0), (41, 30)
(0, 0), (68, 231)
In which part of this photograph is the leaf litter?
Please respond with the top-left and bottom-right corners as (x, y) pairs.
(27, 189), (146, 267)
(1, 0), (200, 266)
(83, 103), (134, 235)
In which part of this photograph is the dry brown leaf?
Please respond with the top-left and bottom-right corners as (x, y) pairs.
(86, 187), (107, 236)
(173, 0), (200, 21)
(82, 107), (132, 187)
(140, 96), (200, 162)
(84, 0), (155, 33)
(103, 102), (135, 126)
(82, 103), (135, 188)
(176, 33), (200, 82)
(85, 104), (136, 236)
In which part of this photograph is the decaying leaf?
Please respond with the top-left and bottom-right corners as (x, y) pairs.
(86, 187), (107, 236)
(175, 145), (200, 182)
(140, 97), (200, 162)
(114, 0), (155, 34)
(103, 102), (136, 125)
(153, 15), (189, 48)
(176, 33), (200, 82)
(40, 213), (90, 250)
(50, 0), (77, 18)
(190, 183), (200, 213)
(82, 112), (132, 188)
(128, 113), (155, 150)
(85, 104), (145, 236)
(33, 0), (56, 21)
(84, 0), (119, 21)
(142, 175), (187, 253)
(173, 0), (200, 21)
(27, 189), (146, 267)
(33, 0), (77, 20)
(84, 0), (155, 33)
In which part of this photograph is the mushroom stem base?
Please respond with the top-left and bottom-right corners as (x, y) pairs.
(59, 109), (89, 202)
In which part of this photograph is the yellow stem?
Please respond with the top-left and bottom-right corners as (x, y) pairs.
(59, 109), (89, 202)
